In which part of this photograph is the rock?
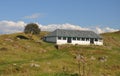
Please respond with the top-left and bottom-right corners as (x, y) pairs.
(47, 62), (51, 65)
(30, 63), (40, 68)
(2, 43), (6, 45)
(98, 56), (107, 62)
(90, 56), (96, 60)
(4, 38), (13, 42)
(43, 50), (47, 53)
(17, 37), (20, 40)
(13, 63), (17, 66)
(39, 50), (47, 53)
(48, 69), (52, 72)
(27, 45), (30, 48)
(35, 40), (42, 44)
(30, 60), (35, 62)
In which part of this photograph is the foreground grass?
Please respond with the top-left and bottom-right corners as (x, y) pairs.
(0, 31), (120, 76)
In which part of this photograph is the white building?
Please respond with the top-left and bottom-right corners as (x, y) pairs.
(44, 29), (103, 45)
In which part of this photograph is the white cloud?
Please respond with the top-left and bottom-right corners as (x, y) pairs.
(0, 20), (119, 34)
(24, 13), (41, 19)
(93, 26), (119, 33)
(95, 27), (104, 33)
(39, 23), (89, 31)
(0, 20), (26, 34)
(105, 27), (118, 32)
(39, 24), (119, 34)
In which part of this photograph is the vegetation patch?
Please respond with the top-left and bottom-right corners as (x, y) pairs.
(0, 31), (119, 76)
(0, 47), (8, 51)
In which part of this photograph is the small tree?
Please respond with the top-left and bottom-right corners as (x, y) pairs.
(24, 23), (40, 39)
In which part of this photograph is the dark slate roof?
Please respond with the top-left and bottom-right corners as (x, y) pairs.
(46, 29), (102, 38)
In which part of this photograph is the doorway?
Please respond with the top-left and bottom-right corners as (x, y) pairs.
(67, 37), (72, 43)
(90, 38), (94, 44)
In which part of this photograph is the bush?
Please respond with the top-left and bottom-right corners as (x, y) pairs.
(0, 47), (8, 51)
(24, 23), (40, 35)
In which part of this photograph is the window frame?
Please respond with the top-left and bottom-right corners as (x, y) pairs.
(86, 38), (89, 41)
(63, 37), (66, 40)
(73, 37), (76, 40)
(95, 38), (98, 41)
(58, 37), (62, 40)
(77, 37), (80, 40)
(81, 38), (85, 41)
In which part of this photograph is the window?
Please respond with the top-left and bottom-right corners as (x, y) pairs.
(77, 37), (80, 40)
(81, 38), (85, 41)
(63, 37), (66, 40)
(86, 38), (89, 41)
(58, 37), (61, 40)
(95, 38), (98, 41)
(73, 37), (76, 40)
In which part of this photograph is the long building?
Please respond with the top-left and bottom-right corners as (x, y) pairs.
(44, 29), (103, 45)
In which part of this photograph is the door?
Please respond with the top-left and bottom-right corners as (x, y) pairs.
(90, 38), (94, 44)
(67, 37), (72, 43)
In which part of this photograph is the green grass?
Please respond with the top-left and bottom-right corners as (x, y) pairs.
(0, 31), (120, 76)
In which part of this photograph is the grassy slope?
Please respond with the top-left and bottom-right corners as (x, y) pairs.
(0, 31), (120, 76)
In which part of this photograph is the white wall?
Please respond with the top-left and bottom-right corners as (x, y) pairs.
(56, 37), (91, 45)
(72, 40), (90, 45)
(94, 39), (103, 45)
(46, 37), (103, 45)
(56, 37), (67, 45)
(57, 40), (67, 45)
(56, 37), (103, 45)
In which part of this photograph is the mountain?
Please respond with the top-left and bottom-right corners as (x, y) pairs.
(0, 31), (120, 76)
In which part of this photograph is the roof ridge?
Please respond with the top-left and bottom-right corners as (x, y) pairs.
(55, 29), (92, 32)
(46, 29), (102, 38)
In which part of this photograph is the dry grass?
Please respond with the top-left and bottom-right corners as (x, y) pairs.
(0, 31), (120, 76)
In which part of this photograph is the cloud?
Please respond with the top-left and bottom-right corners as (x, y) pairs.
(93, 26), (119, 33)
(24, 13), (41, 19)
(0, 20), (119, 34)
(105, 27), (118, 32)
(39, 24), (119, 34)
(39, 23), (90, 31)
(95, 27), (104, 33)
(0, 20), (26, 34)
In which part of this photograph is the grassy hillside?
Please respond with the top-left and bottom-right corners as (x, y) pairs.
(0, 31), (120, 76)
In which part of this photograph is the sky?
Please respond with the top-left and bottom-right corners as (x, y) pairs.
(0, 0), (120, 34)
